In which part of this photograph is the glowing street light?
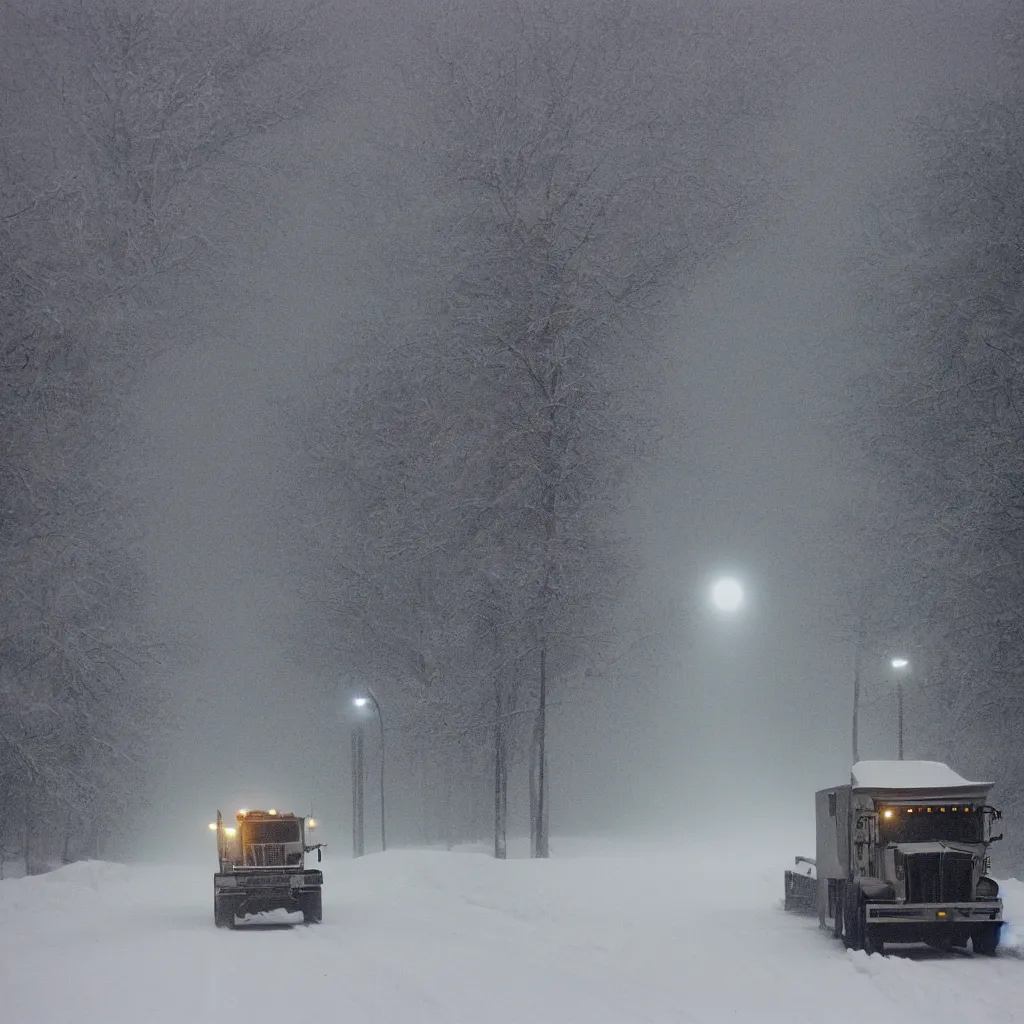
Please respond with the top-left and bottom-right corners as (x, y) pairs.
(351, 690), (386, 854)
(709, 576), (745, 614)
(890, 657), (911, 760)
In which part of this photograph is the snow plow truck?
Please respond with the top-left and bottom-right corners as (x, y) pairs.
(785, 760), (1004, 955)
(210, 808), (324, 927)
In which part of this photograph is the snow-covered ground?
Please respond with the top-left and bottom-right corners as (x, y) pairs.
(1, 838), (1022, 1023)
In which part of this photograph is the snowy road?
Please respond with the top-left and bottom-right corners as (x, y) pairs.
(2, 841), (1022, 1024)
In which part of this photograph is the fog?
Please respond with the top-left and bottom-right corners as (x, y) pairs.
(3, 0), (1014, 869)
(136, 0), (1006, 861)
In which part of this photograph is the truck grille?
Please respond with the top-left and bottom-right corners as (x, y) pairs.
(245, 843), (286, 867)
(905, 851), (973, 903)
(243, 874), (290, 888)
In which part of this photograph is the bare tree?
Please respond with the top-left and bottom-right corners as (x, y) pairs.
(279, 0), (799, 857)
(0, 0), (336, 864)
(430, 1), (796, 857)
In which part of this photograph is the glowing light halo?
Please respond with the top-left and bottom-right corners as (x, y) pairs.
(709, 576), (745, 614)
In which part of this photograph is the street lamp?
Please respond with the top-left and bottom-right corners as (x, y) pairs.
(352, 690), (386, 853)
(890, 657), (910, 760)
(709, 576), (745, 614)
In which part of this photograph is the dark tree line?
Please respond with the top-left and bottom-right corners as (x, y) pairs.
(0, 0), (330, 871)
(837, 5), (1024, 862)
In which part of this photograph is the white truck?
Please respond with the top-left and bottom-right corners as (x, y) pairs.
(211, 808), (324, 927)
(788, 760), (1004, 955)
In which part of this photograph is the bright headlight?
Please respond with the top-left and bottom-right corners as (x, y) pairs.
(223, 827), (237, 838)
(977, 877), (999, 900)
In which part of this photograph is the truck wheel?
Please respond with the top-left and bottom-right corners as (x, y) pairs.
(214, 894), (237, 929)
(831, 894), (844, 940)
(863, 926), (882, 956)
(972, 924), (1001, 956)
(842, 888), (863, 951)
(300, 890), (322, 924)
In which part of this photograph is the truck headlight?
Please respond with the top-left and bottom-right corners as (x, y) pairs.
(977, 877), (999, 900)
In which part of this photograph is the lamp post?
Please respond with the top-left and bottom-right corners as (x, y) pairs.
(353, 690), (386, 852)
(351, 717), (364, 858)
(890, 657), (910, 760)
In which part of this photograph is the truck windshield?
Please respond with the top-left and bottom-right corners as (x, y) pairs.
(878, 806), (983, 844)
(243, 820), (301, 845)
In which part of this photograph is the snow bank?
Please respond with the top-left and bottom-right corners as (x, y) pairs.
(998, 876), (1024, 954)
(0, 859), (129, 915)
(852, 760), (990, 790)
(2, 843), (1023, 1024)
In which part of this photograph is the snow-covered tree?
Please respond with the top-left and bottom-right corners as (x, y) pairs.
(838, 2), (1024, 857)
(0, 0), (334, 864)
(282, 0), (798, 856)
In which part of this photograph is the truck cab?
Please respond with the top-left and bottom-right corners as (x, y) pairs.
(813, 761), (1003, 955)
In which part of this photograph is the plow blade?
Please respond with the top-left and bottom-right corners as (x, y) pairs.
(784, 857), (817, 915)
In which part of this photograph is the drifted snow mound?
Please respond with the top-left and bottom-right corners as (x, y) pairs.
(237, 907), (304, 926)
(0, 860), (129, 913)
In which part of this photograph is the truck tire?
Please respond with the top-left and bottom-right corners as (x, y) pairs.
(842, 887), (863, 951)
(831, 884), (844, 940)
(972, 924), (1001, 956)
(300, 890), (322, 924)
(214, 893), (238, 929)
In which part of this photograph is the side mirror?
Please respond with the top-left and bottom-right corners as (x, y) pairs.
(318, 848), (322, 863)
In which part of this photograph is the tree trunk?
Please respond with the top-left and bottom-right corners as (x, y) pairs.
(418, 745), (431, 844)
(61, 809), (73, 865)
(443, 750), (455, 851)
(91, 813), (103, 860)
(530, 645), (550, 859)
(22, 787), (33, 874)
(493, 679), (508, 860)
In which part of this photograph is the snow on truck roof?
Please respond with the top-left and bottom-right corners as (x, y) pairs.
(851, 760), (992, 791)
